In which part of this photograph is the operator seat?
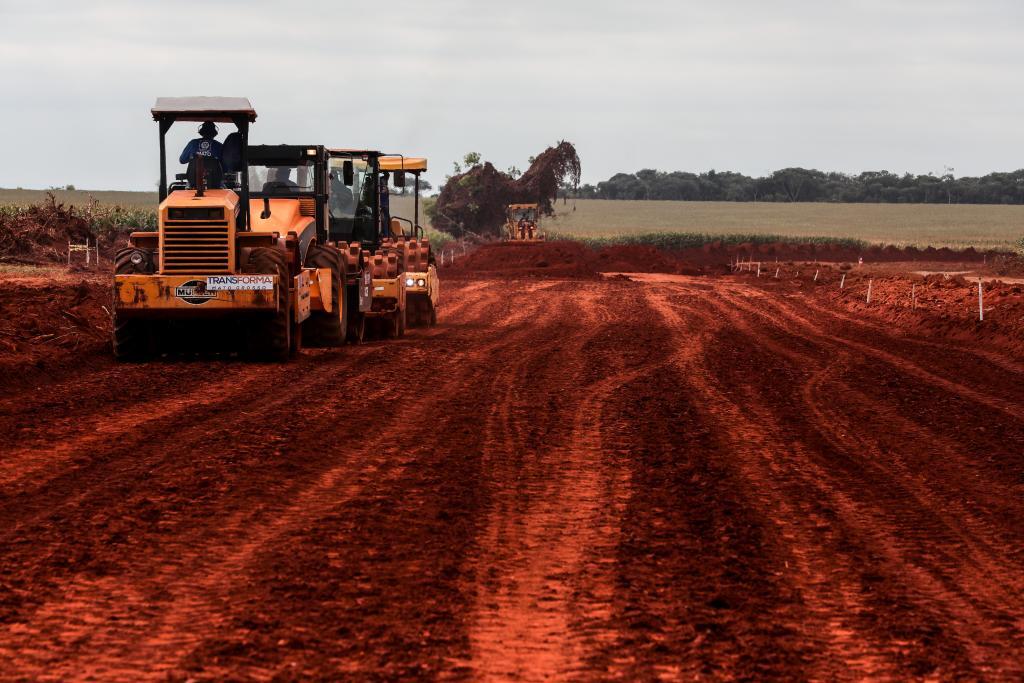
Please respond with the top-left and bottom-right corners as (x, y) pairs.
(185, 156), (225, 190)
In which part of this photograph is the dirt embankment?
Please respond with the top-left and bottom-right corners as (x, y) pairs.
(0, 197), (129, 267)
(444, 239), (1009, 280)
(731, 264), (1024, 357)
(0, 274), (111, 391)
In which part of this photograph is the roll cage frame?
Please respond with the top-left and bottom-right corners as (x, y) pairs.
(152, 97), (257, 231)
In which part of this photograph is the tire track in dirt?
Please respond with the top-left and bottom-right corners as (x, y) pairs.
(0, 281), (504, 679)
(0, 280), (503, 510)
(793, 292), (1024, 380)
(726, 284), (1024, 421)
(464, 281), (647, 680)
(580, 284), (823, 680)
(720, 292), (1024, 581)
(0, 365), (283, 494)
(3, 271), (1024, 680)
(0, 349), (405, 678)
(642, 283), (910, 679)
(715, 285), (1024, 525)
(168, 279), (595, 679)
(679, 280), (1024, 676)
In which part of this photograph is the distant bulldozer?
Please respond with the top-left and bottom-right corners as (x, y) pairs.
(504, 204), (545, 242)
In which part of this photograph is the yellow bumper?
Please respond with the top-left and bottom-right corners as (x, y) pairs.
(368, 277), (405, 316)
(114, 273), (280, 316)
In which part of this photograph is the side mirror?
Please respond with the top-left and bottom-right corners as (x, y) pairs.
(343, 160), (354, 187)
(393, 171), (406, 189)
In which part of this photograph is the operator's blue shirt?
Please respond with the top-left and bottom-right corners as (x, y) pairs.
(179, 138), (223, 164)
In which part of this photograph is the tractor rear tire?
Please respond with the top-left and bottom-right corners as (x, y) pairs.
(113, 313), (152, 360)
(429, 301), (437, 327)
(302, 244), (347, 348)
(244, 247), (291, 362)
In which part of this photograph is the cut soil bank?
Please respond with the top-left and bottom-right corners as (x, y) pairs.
(445, 239), (1006, 279)
(0, 196), (130, 266)
(749, 267), (1024, 357)
(0, 274), (111, 392)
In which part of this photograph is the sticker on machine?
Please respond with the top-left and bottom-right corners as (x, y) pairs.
(175, 280), (217, 305)
(206, 275), (275, 291)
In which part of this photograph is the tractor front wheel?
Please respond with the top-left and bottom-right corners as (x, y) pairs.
(244, 247), (291, 361)
(302, 244), (347, 347)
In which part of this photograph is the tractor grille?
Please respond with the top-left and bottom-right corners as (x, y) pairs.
(161, 220), (232, 274)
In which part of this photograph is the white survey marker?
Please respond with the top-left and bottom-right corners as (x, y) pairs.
(206, 275), (275, 291)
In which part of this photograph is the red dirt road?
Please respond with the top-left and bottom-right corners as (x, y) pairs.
(2, 273), (1024, 680)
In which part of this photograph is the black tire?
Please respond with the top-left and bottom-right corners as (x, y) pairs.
(348, 311), (366, 344)
(113, 248), (153, 360)
(302, 244), (347, 348)
(429, 301), (437, 327)
(244, 247), (290, 361)
(417, 299), (431, 328)
(112, 313), (151, 360)
(406, 298), (421, 329)
(346, 277), (366, 343)
(396, 305), (406, 338)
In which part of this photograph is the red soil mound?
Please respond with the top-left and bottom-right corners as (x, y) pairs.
(446, 239), (1005, 280)
(0, 277), (111, 390)
(445, 241), (604, 279)
(737, 264), (1024, 357)
(0, 196), (117, 266)
(818, 273), (1024, 356)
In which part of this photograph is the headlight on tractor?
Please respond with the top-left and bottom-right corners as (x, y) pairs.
(129, 252), (145, 266)
(416, 278), (426, 287)
(405, 278), (415, 287)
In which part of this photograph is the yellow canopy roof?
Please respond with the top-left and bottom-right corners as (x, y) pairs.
(379, 156), (428, 172)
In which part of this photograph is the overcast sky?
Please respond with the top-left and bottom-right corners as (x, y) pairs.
(0, 0), (1021, 191)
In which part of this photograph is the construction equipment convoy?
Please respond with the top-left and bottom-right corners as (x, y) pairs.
(111, 96), (437, 360)
(504, 203), (546, 241)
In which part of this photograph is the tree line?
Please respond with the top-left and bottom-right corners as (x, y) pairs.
(569, 168), (1024, 204)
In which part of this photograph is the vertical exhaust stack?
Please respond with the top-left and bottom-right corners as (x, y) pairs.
(195, 155), (206, 198)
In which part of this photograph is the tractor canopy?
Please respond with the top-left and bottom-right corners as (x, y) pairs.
(153, 96), (257, 228)
(151, 97), (257, 123)
(379, 157), (428, 173)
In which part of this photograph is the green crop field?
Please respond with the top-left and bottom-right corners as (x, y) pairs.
(5, 188), (1022, 250)
(546, 200), (1024, 251)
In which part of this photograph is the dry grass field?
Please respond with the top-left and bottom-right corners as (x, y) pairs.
(547, 200), (1024, 250)
(4, 188), (1021, 250)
